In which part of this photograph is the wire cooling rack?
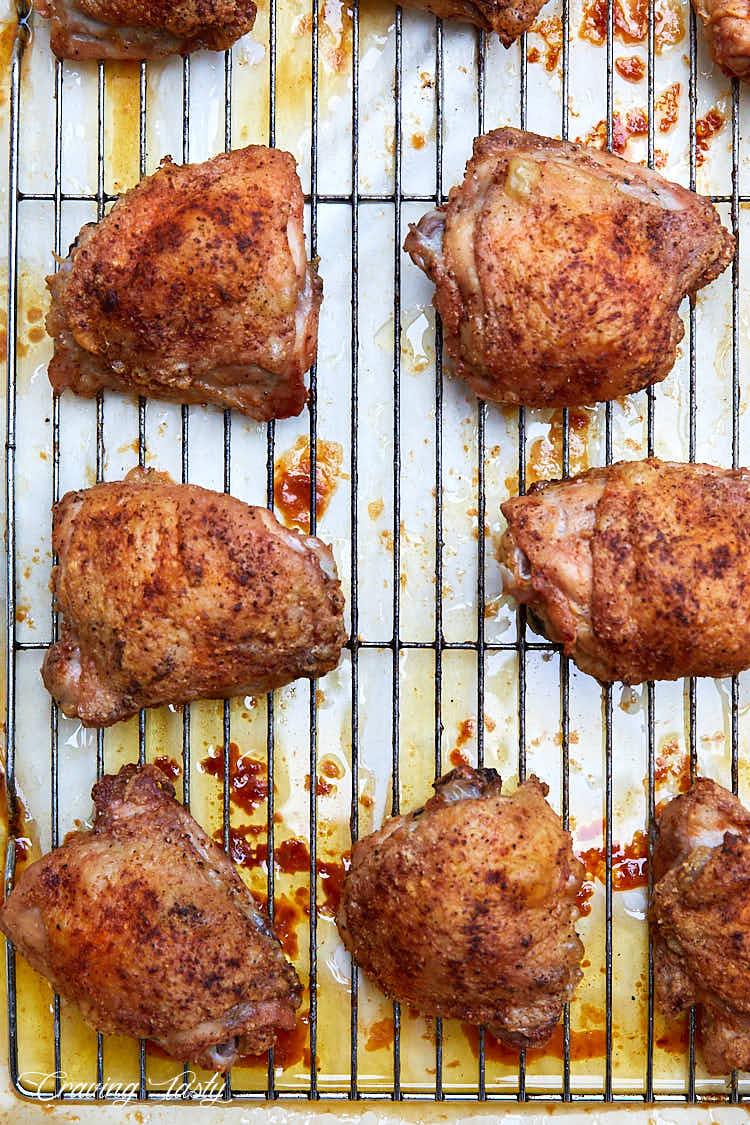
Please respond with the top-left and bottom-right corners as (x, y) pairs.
(2, 0), (749, 1104)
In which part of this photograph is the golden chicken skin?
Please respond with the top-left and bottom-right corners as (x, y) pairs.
(692, 0), (750, 80)
(396, 0), (545, 45)
(46, 146), (321, 421)
(37, 0), (256, 60)
(499, 459), (750, 684)
(0, 763), (301, 1071)
(337, 767), (584, 1049)
(42, 467), (346, 727)
(651, 779), (750, 1074)
(404, 128), (734, 408)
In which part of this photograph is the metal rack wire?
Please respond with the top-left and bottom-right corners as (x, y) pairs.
(2, 0), (745, 1105)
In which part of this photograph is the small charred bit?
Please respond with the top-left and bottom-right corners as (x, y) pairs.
(405, 127), (734, 408)
(432, 765), (504, 803)
(651, 779), (750, 1073)
(41, 466), (346, 727)
(0, 763), (301, 1071)
(337, 768), (583, 1050)
(499, 458), (750, 685)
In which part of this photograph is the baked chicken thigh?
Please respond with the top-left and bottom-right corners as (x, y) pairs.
(405, 128), (734, 407)
(397, 0), (545, 44)
(499, 459), (750, 684)
(37, 0), (256, 60)
(337, 767), (584, 1049)
(0, 763), (301, 1071)
(42, 467), (346, 727)
(692, 0), (750, 80)
(46, 146), (321, 421)
(652, 779), (750, 1073)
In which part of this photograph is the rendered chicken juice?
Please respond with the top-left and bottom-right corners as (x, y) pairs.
(3, 0), (749, 1102)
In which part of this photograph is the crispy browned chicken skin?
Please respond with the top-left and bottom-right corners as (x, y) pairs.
(36, 0), (256, 60)
(0, 763), (301, 1071)
(693, 0), (750, 80)
(46, 146), (321, 421)
(337, 767), (584, 1049)
(499, 459), (750, 684)
(42, 467), (346, 727)
(651, 779), (750, 1074)
(404, 128), (734, 407)
(397, 0), (544, 44)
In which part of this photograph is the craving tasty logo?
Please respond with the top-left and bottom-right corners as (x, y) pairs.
(17, 1071), (227, 1104)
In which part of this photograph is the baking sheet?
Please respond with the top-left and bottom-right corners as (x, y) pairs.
(1, 0), (750, 1103)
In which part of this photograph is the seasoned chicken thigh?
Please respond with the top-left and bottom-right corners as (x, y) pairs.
(46, 146), (321, 421)
(0, 764), (301, 1071)
(652, 779), (750, 1073)
(405, 128), (734, 407)
(397, 0), (545, 45)
(692, 0), (750, 80)
(42, 467), (346, 727)
(499, 459), (750, 684)
(37, 0), (256, 60)
(337, 767), (584, 1049)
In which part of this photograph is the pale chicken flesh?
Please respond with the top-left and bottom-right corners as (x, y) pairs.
(0, 764), (301, 1071)
(42, 467), (347, 727)
(46, 146), (322, 421)
(337, 767), (584, 1049)
(405, 128), (734, 407)
(499, 458), (750, 684)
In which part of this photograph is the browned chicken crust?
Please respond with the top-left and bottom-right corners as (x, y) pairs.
(0, 764), (301, 1071)
(693, 0), (750, 80)
(397, 0), (544, 45)
(337, 767), (584, 1049)
(46, 146), (321, 421)
(405, 128), (734, 407)
(652, 779), (750, 1073)
(499, 458), (750, 684)
(42, 467), (346, 727)
(36, 0), (256, 60)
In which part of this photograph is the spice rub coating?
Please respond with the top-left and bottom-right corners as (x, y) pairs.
(42, 467), (346, 727)
(0, 764), (301, 1071)
(405, 128), (734, 407)
(500, 458), (750, 684)
(46, 146), (321, 420)
(652, 779), (750, 1073)
(337, 767), (584, 1049)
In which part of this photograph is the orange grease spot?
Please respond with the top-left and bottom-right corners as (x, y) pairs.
(527, 409), (593, 485)
(696, 107), (725, 166)
(274, 435), (343, 532)
(656, 82), (680, 133)
(463, 1022), (607, 1064)
(529, 15), (563, 70)
(200, 743), (268, 817)
(653, 737), (690, 793)
(615, 54), (645, 80)
(575, 830), (648, 916)
(153, 756), (181, 780)
(365, 1018), (395, 1052)
(579, 0), (683, 50)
